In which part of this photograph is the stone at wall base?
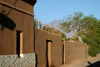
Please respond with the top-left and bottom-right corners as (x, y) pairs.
(0, 53), (36, 67)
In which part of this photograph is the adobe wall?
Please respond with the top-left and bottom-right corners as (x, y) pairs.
(64, 41), (86, 64)
(50, 33), (62, 67)
(0, 0), (34, 55)
(35, 28), (62, 67)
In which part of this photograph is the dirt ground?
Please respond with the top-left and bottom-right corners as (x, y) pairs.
(60, 55), (100, 67)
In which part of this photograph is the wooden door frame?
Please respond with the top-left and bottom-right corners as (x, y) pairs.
(46, 40), (52, 67)
(15, 30), (23, 58)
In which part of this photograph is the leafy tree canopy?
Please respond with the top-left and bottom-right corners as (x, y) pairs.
(60, 12), (100, 39)
(82, 28), (100, 57)
(60, 12), (100, 56)
(61, 32), (67, 40)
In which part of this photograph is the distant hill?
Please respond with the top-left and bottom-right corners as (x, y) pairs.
(48, 19), (75, 38)
(48, 19), (62, 27)
(48, 19), (62, 30)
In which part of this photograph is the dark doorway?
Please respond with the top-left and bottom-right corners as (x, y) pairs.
(46, 41), (49, 67)
(62, 44), (64, 64)
(16, 31), (22, 57)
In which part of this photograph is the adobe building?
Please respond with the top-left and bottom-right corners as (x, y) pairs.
(0, 0), (36, 67)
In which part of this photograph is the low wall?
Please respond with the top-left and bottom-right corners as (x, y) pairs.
(0, 53), (36, 67)
(35, 28), (62, 67)
(64, 41), (86, 64)
(50, 33), (62, 67)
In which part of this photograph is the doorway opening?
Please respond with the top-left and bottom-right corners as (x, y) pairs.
(62, 43), (64, 64)
(16, 31), (23, 57)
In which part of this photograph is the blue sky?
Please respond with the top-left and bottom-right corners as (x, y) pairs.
(34, 0), (100, 24)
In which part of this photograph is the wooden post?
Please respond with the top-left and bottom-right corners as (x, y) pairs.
(20, 32), (23, 57)
(85, 45), (88, 59)
(63, 40), (65, 64)
(48, 41), (51, 67)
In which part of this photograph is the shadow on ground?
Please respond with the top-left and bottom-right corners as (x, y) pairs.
(86, 61), (100, 67)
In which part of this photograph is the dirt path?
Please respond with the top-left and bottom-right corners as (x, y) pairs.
(60, 55), (100, 67)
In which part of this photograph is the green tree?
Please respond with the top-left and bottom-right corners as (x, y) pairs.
(80, 15), (100, 32)
(60, 12), (100, 56)
(55, 30), (61, 34)
(82, 17), (100, 57)
(61, 32), (67, 40)
(81, 15), (100, 57)
(82, 28), (100, 56)
(69, 36), (79, 41)
(60, 12), (84, 38)
(60, 12), (100, 39)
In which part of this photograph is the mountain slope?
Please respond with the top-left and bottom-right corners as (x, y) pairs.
(48, 19), (62, 28)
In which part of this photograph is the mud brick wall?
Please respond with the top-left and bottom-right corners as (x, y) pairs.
(65, 41), (86, 64)
(35, 28), (62, 67)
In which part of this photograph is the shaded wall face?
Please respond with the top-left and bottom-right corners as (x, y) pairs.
(0, 0), (34, 55)
(65, 41), (86, 64)
(35, 28), (62, 67)
(50, 34), (62, 67)
(35, 28), (47, 67)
